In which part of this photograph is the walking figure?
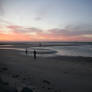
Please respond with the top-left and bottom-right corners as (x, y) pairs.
(25, 48), (28, 55)
(34, 50), (37, 59)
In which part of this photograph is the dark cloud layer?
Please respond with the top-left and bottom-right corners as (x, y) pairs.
(7, 24), (92, 39)
(49, 24), (92, 36)
(7, 25), (42, 34)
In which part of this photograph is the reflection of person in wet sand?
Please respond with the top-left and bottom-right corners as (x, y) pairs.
(34, 50), (37, 59)
(25, 48), (28, 55)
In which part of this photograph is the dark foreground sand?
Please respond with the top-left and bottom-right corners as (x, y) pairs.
(0, 46), (92, 92)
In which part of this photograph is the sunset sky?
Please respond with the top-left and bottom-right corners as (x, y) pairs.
(0, 0), (92, 42)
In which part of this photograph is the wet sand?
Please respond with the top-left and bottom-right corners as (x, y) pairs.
(0, 46), (92, 92)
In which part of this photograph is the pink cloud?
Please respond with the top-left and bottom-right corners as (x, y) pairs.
(0, 24), (92, 41)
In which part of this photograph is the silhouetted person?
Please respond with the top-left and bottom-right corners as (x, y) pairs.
(25, 48), (28, 55)
(33, 50), (37, 59)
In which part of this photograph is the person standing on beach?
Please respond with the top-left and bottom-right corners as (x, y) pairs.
(34, 50), (37, 59)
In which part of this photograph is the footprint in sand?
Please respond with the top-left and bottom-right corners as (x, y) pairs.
(42, 80), (51, 85)
(21, 87), (33, 92)
(2, 67), (8, 71)
(12, 74), (20, 78)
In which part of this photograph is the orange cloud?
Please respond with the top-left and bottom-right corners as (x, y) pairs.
(0, 33), (31, 41)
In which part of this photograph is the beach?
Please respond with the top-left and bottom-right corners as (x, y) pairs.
(0, 44), (92, 92)
(0, 0), (92, 91)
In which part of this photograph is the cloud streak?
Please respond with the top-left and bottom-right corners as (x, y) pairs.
(49, 24), (92, 36)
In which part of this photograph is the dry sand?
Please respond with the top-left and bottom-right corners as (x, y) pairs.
(0, 46), (92, 92)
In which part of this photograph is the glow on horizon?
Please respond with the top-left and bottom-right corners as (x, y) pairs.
(0, 24), (92, 42)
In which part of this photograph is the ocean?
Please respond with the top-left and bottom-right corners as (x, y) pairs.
(51, 45), (92, 57)
(0, 42), (92, 57)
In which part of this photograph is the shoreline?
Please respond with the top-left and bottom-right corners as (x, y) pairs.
(0, 47), (92, 58)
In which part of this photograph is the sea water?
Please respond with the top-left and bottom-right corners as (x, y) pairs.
(28, 42), (92, 57)
(0, 42), (92, 57)
(51, 45), (92, 57)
